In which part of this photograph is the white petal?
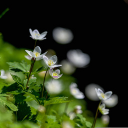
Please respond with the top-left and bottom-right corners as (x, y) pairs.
(55, 69), (60, 74)
(104, 91), (112, 100)
(43, 55), (49, 64)
(49, 65), (62, 68)
(70, 83), (77, 89)
(29, 28), (33, 36)
(49, 68), (53, 76)
(0, 76), (7, 79)
(34, 46), (41, 54)
(36, 55), (43, 61)
(57, 74), (63, 79)
(1, 70), (5, 76)
(75, 92), (85, 99)
(102, 109), (109, 115)
(50, 55), (57, 64)
(38, 31), (47, 40)
(33, 29), (40, 35)
(25, 55), (32, 60)
(99, 104), (105, 109)
(25, 50), (34, 57)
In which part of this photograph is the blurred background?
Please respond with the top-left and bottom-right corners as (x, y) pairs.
(0, 0), (128, 127)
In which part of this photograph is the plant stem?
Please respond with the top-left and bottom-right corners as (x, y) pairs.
(41, 67), (49, 98)
(91, 101), (101, 128)
(34, 40), (37, 49)
(26, 58), (36, 89)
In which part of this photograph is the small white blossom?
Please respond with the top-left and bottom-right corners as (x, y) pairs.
(67, 49), (90, 68)
(49, 68), (63, 79)
(103, 94), (118, 107)
(62, 121), (74, 128)
(25, 46), (47, 61)
(53, 27), (73, 44)
(95, 88), (112, 101)
(29, 28), (47, 40)
(99, 103), (109, 115)
(43, 55), (62, 68)
(70, 83), (85, 99)
(45, 79), (63, 94)
(0, 70), (7, 79)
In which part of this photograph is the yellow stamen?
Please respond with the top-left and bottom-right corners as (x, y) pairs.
(34, 52), (40, 57)
(52, 72), (58, 76)
(48, 60), (54, 66)
(101, 93), (105, 98)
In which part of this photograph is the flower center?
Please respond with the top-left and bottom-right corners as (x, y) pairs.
(52, 72), (58, 76)
(35, 33), (40, 36)
(101, 93), (105, 98)
(48, 60), (54, 66)
(34, 52), (40, 57)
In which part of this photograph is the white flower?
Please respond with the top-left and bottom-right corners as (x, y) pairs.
(43, 55), (62, 68)
(29, 28), (47, 40)
(101, 115), (110, 125)
(99, 103), (109, 115)
(95, 88), (112, 101)
(0, 70), (7, 79)
(67, 49), (90, 68)
(85, 83), (104, 101)
(74, 105), (82, 114)
(45, 79), (63, 94)
(25, 46), (47, 61)
(62, 121), (74, 128)
(49, 68), (63, 79)
(103, 94), (118, 108)
(53, 27), (73, 44)
(70, 83), (85, 99)
(60, 60), (76, 75)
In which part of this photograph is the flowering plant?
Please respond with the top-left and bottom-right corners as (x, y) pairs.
(0, 28), (113, 128)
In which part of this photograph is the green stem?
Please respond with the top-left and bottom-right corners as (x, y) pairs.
(41, 68), (49, 98)
(26, 58), (36, 89)
(91, 101), (101, 128)
(34, 40), (37, 49)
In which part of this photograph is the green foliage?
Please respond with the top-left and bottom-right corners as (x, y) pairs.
(74, 114), (92, 128)
(44, 97), (71, 106)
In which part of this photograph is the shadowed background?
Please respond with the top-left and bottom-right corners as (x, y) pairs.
(0, 0), (128, 126)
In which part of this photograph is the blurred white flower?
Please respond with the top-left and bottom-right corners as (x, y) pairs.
(53, 27), (73, 44)
(67, 49), (90, 68)
(43, 55), (62, 68)
(60, 60), (76, 75)
(101, 115), (110, 125)
(45, 79), (63, 94)
(99, 103), (109, 115)
(70, 83), (85, 99)
(25, 55), (32, 60)
(103, 94), (118, 108)
(29, 28), (47, 40)
(62, 121), (74, 128)
(25, 46), (47, 61)
(74, 105), (82, 114)
(95, 88), (112, 101)
(85, 83), (104, 101)
(49, 68), (63, 79)
(38, 105), (46, 113)
(69, 105), (82, 120)
(0, 70), (7, 79)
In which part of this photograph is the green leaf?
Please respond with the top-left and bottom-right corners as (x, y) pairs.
(0, 96), (18, 111)
(44, 97), (71, 106)
(7, 60), (30, 73)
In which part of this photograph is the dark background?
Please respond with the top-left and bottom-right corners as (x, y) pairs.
(0, 0), (128, 127)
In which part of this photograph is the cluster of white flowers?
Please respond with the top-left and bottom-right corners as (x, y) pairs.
(25, 29), (63, 80)
(95, 88), (112, 115)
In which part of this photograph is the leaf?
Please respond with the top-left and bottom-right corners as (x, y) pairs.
(7, 60), (30, 73)
(44, 97), (71, 106)
(0, 96), (18, 111)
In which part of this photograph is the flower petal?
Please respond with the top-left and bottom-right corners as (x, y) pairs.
(25, 50), (34, 57)
(99, 103), (105, 109)
(1, 70), (5, 76)
(38, 31), (47, 40)
(55, 69), (60, 74)
(49, 64), (62, 68)
(36, 55), (43, 61)
(29, 28), (33, 36)
(34, 46), (41, 54)
(43, 55), (49, 64)
(50, 55), (57, 64)
(102, 109), (109, 115)
(33, 29), (40, 35)
(104, 91), (112, 100)
(49, 68), (53, 76)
